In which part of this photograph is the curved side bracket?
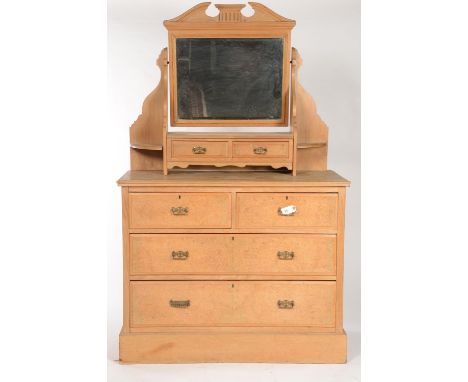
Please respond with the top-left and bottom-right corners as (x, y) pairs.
(130, 47), (168, 171)
(291, 47), (328, 173)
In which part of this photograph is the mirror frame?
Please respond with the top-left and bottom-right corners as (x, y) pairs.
(164, 3), (295, 128)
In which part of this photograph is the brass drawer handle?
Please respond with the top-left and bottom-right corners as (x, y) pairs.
(172, 250), (189, 260)
(253, 146), (268, 155)
(277, 205), (297, 216)
(192, 146), (207, 154)
(170, 299), (190, 308)
(277, 300), (294, 309)
(277, 251), (295, 260)
(171, 206), (189, 215)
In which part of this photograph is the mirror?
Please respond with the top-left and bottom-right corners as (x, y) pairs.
(176, 38), (284, 121)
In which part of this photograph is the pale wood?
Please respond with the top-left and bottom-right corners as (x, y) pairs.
(130, 148), (163, 171)
(118, 170), (350, 187)
(117, 3), (349, 364)
(130, 275), (336, 281)
(291, 48), (328, 171)
(335, 188), (346, 331)
(121, 187), (130, 333)
(118, 172), (349, 363)
(129, 233), (336, 276)
(129, 48), (168, 170)
(164, 2), (294, 127)
(171, 140), (230, 159)
(129, 192), (231, 229)
(166, 130), (293, 171)
(130, 281), (336, 328)
(232, 141), (290, 158)
(237, 193), (338, 229)
(119, 329), (347, 363)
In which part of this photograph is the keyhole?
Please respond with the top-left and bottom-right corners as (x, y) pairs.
(232, 236), (234, 241)
(286, 195), (289, 200)
(232, 284), (234, 288)
(178, 195), (181, 199)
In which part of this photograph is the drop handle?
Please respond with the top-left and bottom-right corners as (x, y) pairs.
(170, 299), (190, 308)
(278, 205), (297, 216)
(277, 300), (295, 309)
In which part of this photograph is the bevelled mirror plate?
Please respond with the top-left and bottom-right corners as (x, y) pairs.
(176, 38), (284, 122)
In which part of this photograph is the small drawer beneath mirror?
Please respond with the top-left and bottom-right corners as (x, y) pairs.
(171, 140), (230, 160)
(167, 133), (293, 171)
(232, 141), (291, 159)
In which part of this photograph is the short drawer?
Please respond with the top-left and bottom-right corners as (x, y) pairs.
(129, 193), (231, 229)
(130, 281), (336, 328)
(237, 193), (338, 230)
(171, 140), (229, 159)
(232, 141), (290, 158)
(129, 234), (336, 276)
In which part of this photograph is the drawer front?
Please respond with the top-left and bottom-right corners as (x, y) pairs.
(232, 141), (290, 158)
(237, 193), (338, 229)
(130, 281), (336, 327)
(130, 234), (232, 275)
(233, 234), (336, 275)
(129, 234), (336, 276)
(171, 140), (229, 159)
(129, 193), (231, 229)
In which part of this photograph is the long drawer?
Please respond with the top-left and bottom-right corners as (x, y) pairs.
(129, 193), (231, 229)
(130, 234), (336, 276)
(130, 281), (336, 328)
(237, 193), (338, 229)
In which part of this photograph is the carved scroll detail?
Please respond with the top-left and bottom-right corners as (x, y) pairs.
(130, 48), (168, 171)
(291, 48), (328, 172)
(163, 2), (295, 26)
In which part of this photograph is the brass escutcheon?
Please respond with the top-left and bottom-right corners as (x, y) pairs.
(277, 300), (295, 309)
(253, 146), (268, 155)
(172, 251), (189, 260)
(171, 206), (189, 215)
(277, 251), (295, 260)
(192, 146), (207, 154)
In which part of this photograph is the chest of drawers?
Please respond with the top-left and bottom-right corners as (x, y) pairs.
(117, 170), (350, 363)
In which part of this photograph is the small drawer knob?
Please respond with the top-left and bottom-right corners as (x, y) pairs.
(169, 299), (190, 308)
(171, 206), (189, 215)
(192, 146), (207, 154)
(277, 300), (295, 309)
(172, 251), (189, 260)
(277, 251), (295, 260)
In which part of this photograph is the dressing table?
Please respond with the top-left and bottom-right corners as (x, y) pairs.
(118, 2), (350, 363)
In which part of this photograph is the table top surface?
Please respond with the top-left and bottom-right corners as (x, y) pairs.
(118, 170), (350, 187)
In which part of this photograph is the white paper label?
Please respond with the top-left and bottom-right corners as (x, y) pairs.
(279, 205), (297, 215)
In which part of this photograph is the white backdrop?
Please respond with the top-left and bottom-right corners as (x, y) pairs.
(107, 0), (360, 378)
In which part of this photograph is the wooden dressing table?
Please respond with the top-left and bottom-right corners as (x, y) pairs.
(118, 2), (350, 363)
